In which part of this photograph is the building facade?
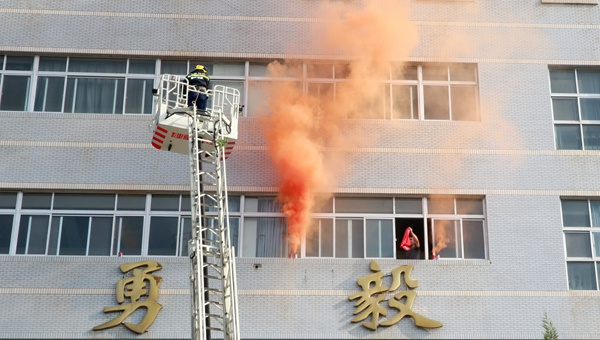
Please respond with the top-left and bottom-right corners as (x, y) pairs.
(1, 0), (600, 338)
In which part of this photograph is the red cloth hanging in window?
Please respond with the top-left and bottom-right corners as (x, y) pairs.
(399, 227), (412, 251)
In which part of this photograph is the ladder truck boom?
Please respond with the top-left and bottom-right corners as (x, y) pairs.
(151, 74), (241, 340)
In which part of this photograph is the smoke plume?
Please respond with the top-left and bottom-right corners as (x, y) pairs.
(258, 0), (418, 254)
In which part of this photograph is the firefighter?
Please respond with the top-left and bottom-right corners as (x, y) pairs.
(186, 65), (211, 112)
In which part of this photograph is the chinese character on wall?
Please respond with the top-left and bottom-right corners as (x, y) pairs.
(93, 260), (163, 334)
(348, 260), (442, 331)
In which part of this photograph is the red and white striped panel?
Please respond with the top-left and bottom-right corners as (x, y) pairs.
(151, 125), (168, 150)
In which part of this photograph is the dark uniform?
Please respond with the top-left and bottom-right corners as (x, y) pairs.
(186, 65), (211, 111)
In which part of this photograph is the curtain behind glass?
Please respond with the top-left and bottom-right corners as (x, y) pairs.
(567, 262), (596, 290)
(65, 77), (124, 114)
(255, 217), (286, 257)
(578, 70), (600, 94)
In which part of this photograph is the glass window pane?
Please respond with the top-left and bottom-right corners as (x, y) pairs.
(577, 70), (600, 94)
(591, 201), (600, 228)
(422, 66), (448, 81)
(565, 232), (592, 257)
(395, 198), (422, 214)
(151, 195), (180, 211)
(229, 217), (240, 256)
(366, 219), (393, 258)
(16, 216), (28, 254)
(391, 85), (418, 120)
(580, 98), (600, 121)
(321, 219), (333, 257)
(27, 216), (50, 255)
(243, 217), (286, 257)
(335, 219), (349, 258)
(247, 81), (273, 117)
(34, 77), (65, 112)
(39, 57), (67, 72)
(314, 196), (333, 213)
(583, 125), (600, 150)
(562, 200), (590, 227)
(6, 56), (33, 70)
(88, 217), (112, 256)
(552, 98), (579, 121)
(308, 82), (334, 104)
(451, 86), (477, 121)
(351, 220), (364, 258)
(335, 197), (393, 214)
(117, 194), (146, 211)
(54, 194), (115, 210)
(463, 220), (485, 259)
(0, 215), (14, 254)
(456, 198), (484, 215)
(334, 64), (350, 79)
(22, 193), (52, 209)
(209, 62), (245, 77)
(59, 216), (89, 255)
(432, 219), (461, 259)
(1, 75), (30, 111)
(68, 58), (126, 73)
(567, 262), (596, 290)
(428, 197), (454, 214)
(65, 77), (125, 114)
(179, 217), (191, 256)
(227, 196), (241, 213)
(307, 64), (333, 78)
(593, 232), (600, 257)
(125, 79), (153, 114)
(555, 125), (582, 150)
(450, 65), (476, 81)
(128, 59), (155, 74)
(148, 217), (179, 256)
(424, 85), (449, 120)
(0, 192), (17, 209)
(306, 220), (320, 257)
(48, 218), (59, 255)
(116, 216), (143, 255)
(550, 69), (576, 93)
(161, 61), (188, 75)
(244, 197), (281, 213)
(181, 195), (191, 212)
(391, 64), (417, 80)
(249, 63), (269, 77)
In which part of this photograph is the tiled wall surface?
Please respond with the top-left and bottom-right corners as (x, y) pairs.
(1, 0), (600, 338)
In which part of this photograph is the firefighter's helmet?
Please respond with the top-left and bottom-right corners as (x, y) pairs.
(195, 65), (207, 73)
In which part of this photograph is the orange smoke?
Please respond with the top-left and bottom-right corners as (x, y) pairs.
(259, 0), (418, 254)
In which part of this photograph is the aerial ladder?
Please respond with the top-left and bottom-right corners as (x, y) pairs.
(151, 74), (241, 340)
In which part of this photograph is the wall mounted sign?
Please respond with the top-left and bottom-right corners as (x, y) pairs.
(93, 260), (163, 334)
(349, 260), (442, 330)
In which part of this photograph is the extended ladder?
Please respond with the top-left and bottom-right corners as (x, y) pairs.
(151, 75), (241, 340)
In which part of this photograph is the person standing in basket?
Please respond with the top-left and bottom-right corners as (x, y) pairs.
(186, 65), (211, 112)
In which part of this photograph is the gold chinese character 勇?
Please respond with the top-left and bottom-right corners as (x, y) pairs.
(93, 260), (163, 334)
(348, 260), (442, 331)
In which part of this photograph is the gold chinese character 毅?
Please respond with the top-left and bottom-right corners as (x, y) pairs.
(348, 260), (442, 331)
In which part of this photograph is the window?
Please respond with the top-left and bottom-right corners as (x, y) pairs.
(0, 56), (155, 114)
(2, 56), (479, 121)
(550, 68), (600, 150)
(1, 192), (486, 261)
(306, 196), (487, 260)
(561, 199), (600, 290)
(0, 56), (33, 111)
